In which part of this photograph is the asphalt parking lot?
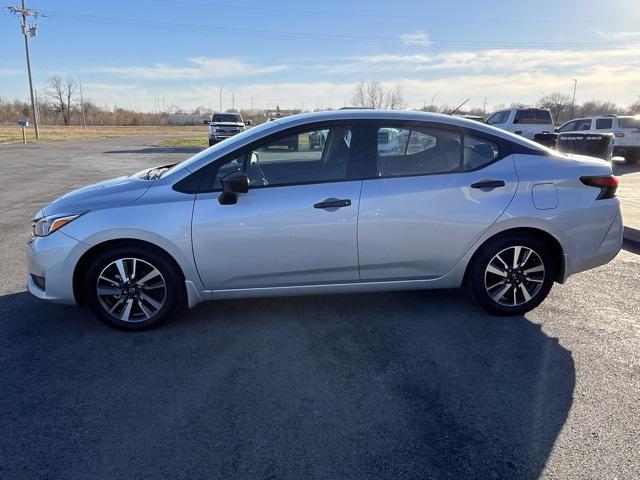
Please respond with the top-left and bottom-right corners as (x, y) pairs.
(1, 137), (639, 480)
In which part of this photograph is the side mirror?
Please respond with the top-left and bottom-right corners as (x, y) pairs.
(204, 119), (211, 125)
(554, 127), (559, 133)
(244, 120), (252, 126)
(218, 171), (249, 205)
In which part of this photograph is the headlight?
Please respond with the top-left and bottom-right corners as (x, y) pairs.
(32, 213), (82, 237)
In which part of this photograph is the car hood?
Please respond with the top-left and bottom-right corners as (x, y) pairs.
(40, 171), (154, 218)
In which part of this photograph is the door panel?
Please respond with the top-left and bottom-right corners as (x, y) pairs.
(192, 181), (362, 289)
(357, 157), (518, 280)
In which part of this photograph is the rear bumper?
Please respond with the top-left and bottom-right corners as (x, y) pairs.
(561, 202), (623, 280)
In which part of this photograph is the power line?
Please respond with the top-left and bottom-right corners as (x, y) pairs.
(141, 0), (640, 25)
(17, 8), (640, 51)
(6, 0), (44, 140)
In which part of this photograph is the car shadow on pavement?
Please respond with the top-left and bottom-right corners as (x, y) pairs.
(104, 147), (204, 155)
(0, 288), (574, 480)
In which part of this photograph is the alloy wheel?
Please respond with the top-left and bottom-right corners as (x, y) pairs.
(484, 246), (545, 307)
(96, 257), (167, 323)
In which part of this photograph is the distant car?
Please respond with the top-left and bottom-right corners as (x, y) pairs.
(309, 130), (327, 150)
(486, 108), (555, 140)
(208, 112), (246, 146)
(460, 115), (485, 123)
(557, 115), (640, 164)
(27, 110), (622, 330)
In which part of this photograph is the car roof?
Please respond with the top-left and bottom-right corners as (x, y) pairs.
(271, 109), (542, 145)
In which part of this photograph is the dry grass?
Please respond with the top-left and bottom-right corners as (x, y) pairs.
(156, 136), (209, 148)
(0, 124), (208, 145)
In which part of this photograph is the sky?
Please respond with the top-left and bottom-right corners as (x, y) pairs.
(1, 0), (639, 113)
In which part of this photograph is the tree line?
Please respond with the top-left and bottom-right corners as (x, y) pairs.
(1, 77), (638, 126)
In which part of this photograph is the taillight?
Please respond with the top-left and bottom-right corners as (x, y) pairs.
(580, 175), (618, 200)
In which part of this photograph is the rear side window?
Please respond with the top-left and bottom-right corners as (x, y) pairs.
(464, 136), (501, 170)
(376, 127), (462, 177)
(514, 109), (552, 125)
(596, 118), (613, 129)
(619, 117), (640, 128)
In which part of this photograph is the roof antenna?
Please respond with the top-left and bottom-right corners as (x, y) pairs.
(449, 99), (470, 115)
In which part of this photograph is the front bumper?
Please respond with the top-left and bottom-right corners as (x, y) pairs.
(26, 231), (83, 305)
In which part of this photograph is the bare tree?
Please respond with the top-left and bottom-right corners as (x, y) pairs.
(629, 97), (640, 115)
(387, 84), (407, 110)
(351, 80), (405, 109)
(537, 92), (572, 123)
(46, 76), (77, 125)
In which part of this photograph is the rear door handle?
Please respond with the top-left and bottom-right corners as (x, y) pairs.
(314, 198), (351, 209)
(470, 180), (506, 190)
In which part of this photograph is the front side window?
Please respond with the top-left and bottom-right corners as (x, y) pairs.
(486, 111), (509, 125)
(619, 117), (640, 129)
(208, 126), (353, 190)
(376, 127), (462, 177)
(559, 119), (591, 132)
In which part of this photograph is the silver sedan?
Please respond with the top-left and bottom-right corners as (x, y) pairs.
(26, 110), (623, 329)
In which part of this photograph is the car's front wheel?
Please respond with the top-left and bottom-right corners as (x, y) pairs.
(83, 244), (183, 330)
(468, 233), (556, 316)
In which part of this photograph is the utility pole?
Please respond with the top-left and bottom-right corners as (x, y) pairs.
(482, 97), (487, 116)
(431, 91), (440, 107)
(219, 85), (223, 112)
(79, 77), (86, 129)
(251, 97), (254, 116)
(8, 0), (42, 140)
(231, 91), (235, 111)
(570, 79), (578, 119)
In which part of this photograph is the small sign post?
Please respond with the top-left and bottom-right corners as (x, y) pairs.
(17, 119), (29, 144)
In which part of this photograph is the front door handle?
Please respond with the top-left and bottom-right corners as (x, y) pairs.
(314, 198), (351, 209)
(470, 180), (506, 190)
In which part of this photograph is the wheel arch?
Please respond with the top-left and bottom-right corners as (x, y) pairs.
(463, 227), (565, 286)
(72, 238), (187, 305)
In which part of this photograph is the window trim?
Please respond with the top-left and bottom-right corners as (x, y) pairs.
(173, 118), (541, 193)
(363, 120), (513, 181)
(177, 120), (364, 193)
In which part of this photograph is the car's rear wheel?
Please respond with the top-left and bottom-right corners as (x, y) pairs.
(83, 244), (182, 330)
(468, 233), (556, 316)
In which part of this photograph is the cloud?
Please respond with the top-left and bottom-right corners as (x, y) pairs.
(399, 31), (431, 47)
(594, 29), (640, 40)
(86, 57), (288, 79)
(0, 68), (21, 77)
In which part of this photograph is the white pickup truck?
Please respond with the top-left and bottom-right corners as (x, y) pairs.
(557, 115), (640, 164)
(485, 107), (555, 140)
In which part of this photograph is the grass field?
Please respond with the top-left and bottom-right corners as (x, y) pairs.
(156, 136), (208, 148)
(0, 125), (207, 145)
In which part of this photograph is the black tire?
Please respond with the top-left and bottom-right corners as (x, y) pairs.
(83, 244), (183, 330)
(626, 155), (640, 165)
(208, 138), (217, 147)
(468, 233), (556, 316)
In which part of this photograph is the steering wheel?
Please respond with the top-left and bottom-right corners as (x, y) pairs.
(248, 151), (269, 186)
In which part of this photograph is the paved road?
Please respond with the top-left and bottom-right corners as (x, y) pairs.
(1, 137), (638, 480)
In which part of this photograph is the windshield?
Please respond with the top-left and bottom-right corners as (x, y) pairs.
(212, 114), (242, 123)
(162, 120), (279, 177)
(619, 117), (640, 128)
